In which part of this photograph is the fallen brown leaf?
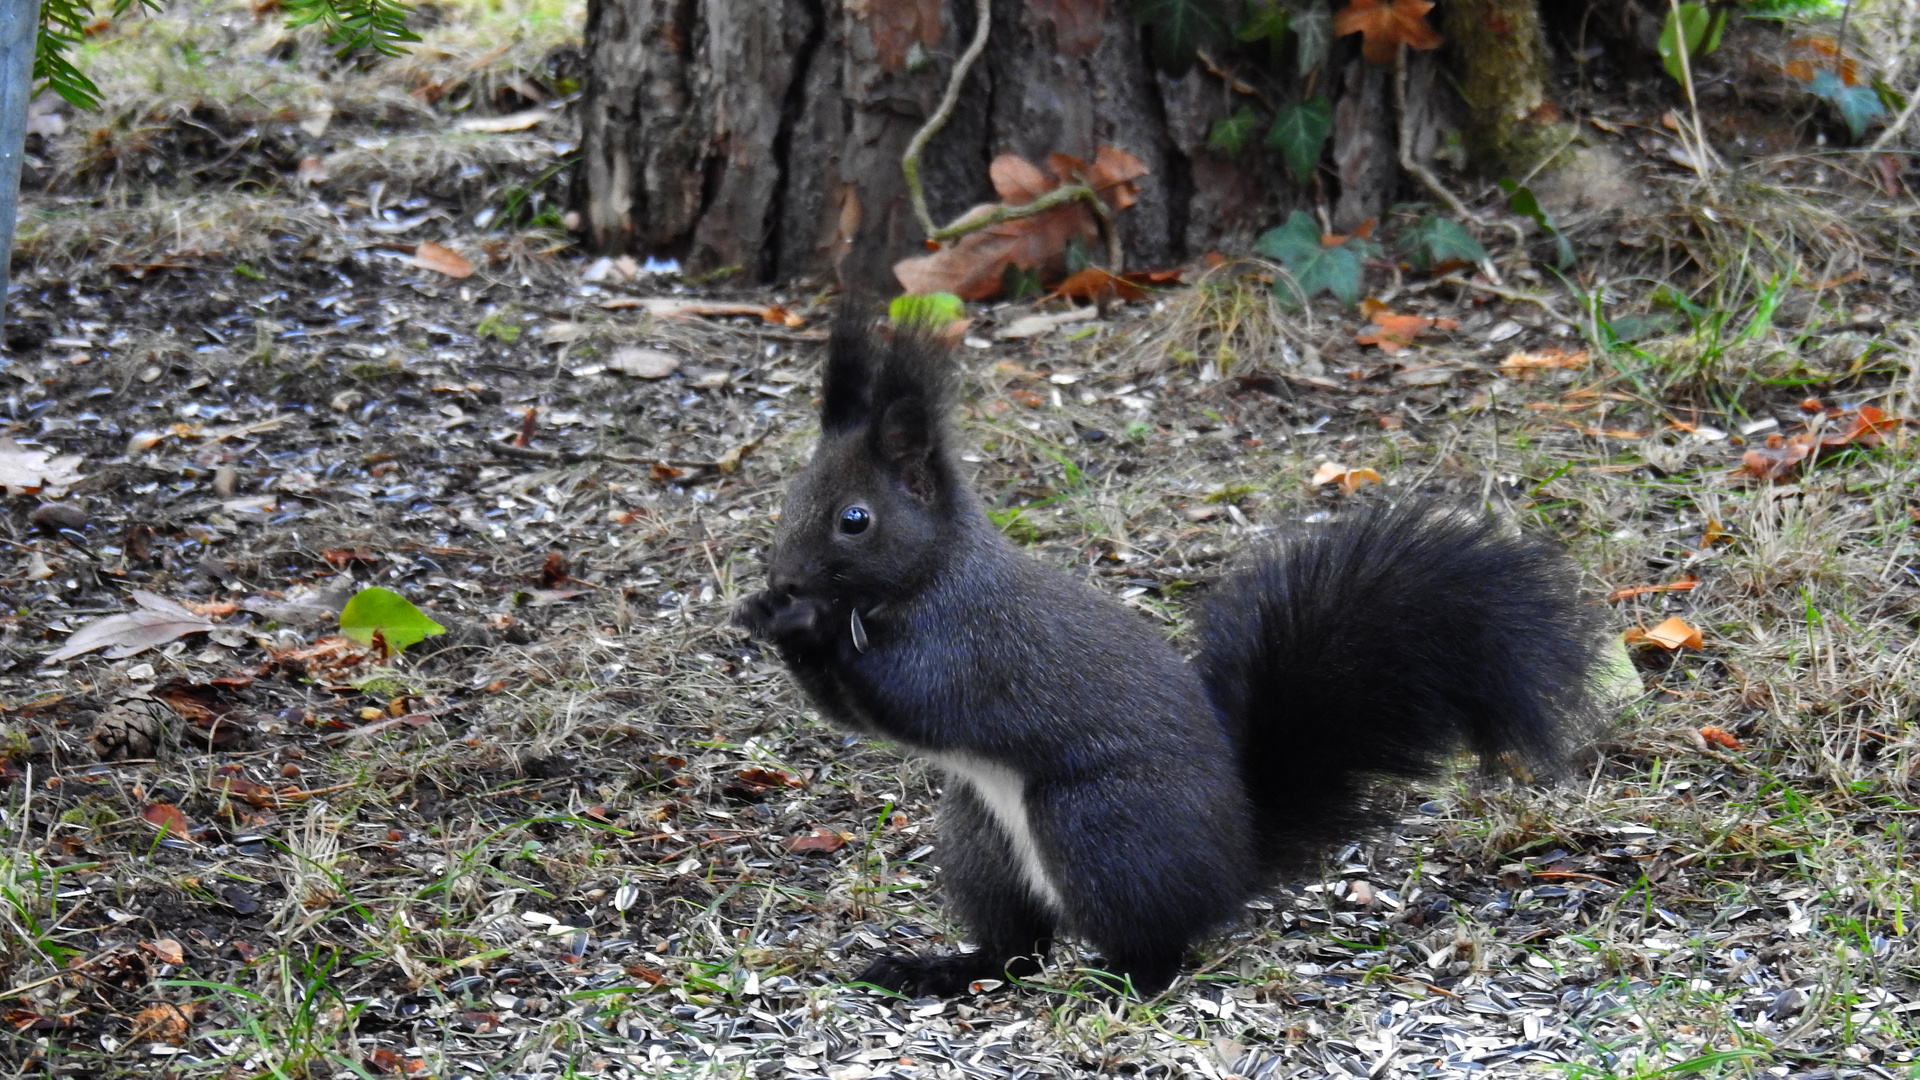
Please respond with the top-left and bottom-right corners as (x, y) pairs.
(129, 1003), (190, 1045)
(1310, 461), (1383, 495)
(1050, 266), (1147, 303)
(412, 241), (475, 279)
(42, 591), (216, 665)
(1626, 615), (1703, 650)
(784, 828), (848, 854)
(894, 147), (1149, 300)
(141, 803), (191, 837)
(1699, 726), (1742, 750)
(0, 439), (86, 495)
(1501, 347), (1589, 372)
(1354, 308), (1456, 354)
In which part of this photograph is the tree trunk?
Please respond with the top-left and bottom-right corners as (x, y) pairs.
(1441, 0), (1572, 176)
(579, 0), (1352, 291)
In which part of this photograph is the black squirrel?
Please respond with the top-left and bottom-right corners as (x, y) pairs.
(737, 319), (1602, 997)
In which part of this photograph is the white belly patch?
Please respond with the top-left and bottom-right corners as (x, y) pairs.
(932, 754), (1064, 914)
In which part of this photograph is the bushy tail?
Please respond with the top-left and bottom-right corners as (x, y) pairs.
(1195, 501), (1604, 871)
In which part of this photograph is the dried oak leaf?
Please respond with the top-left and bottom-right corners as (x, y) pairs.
(895, 147), (1149, 300)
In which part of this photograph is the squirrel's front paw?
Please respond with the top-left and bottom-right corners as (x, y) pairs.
(736, 590), (834, 649)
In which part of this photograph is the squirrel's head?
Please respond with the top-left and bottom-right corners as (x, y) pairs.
(762, 317), (963, 611)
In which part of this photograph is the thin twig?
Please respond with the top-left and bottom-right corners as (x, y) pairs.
(1439, 273), (1575, 326)
(1867, 78), (1920, 151)
(1394, 47), (1507, 284)
(898, 0), (1124, 272)
(903, 0), (993, 238)
(932, 181), (1123, 271)
(1196, 47), (1276, 111)
(1394, 48), (1471, 220)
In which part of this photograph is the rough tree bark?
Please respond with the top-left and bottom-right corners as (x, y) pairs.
(577, 1), (1522, 291)
(578, 1), (1393, 291)
(1442, 0), (1573, 176)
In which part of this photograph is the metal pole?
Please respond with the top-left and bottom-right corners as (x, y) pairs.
(0, 0), (37, 336)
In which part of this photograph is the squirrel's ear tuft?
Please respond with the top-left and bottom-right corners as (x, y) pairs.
(877, 397), (939, 498)
(821, 315), (879, 432)
(870, 331), (957, 500)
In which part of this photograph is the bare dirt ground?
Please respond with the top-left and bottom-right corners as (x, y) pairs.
(2, 2), (1920, 1079)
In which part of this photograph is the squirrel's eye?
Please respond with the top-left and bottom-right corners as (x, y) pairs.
(838, 505), (871, 535)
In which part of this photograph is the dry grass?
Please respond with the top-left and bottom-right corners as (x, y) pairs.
(17, 0), (580, 273)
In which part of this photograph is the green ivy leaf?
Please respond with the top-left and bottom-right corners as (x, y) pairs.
(1267, 95), (1332, 183)
(889, 292), (966, 329)
(1132, 0), (1230, 73)
(1403, 215), (1488, 272)
(1657, 1), (1721, 84)
(1499, 179), (1575, 270)
(1291, 0), (1333, 75)
(1236, 0), (1291, 63)
(1254, 211), (1364, 306)
(1807, 70), (1885, 142)
(340, 587), (446, 655)
(1252, 210), (1321, 264)
(1207, 105), (1262, 158)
